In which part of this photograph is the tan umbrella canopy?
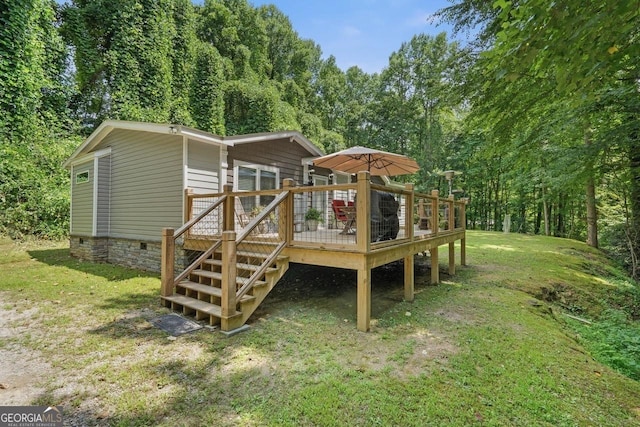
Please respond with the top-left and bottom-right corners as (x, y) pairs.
(313, 146), (420, 176)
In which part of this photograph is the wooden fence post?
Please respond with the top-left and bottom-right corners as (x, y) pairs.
(460, 198), (468, 266)
(223, 184), (234, 231)
(404, 183), (415, 302)
(431, 189), (439, 236)
(281, 179), (294, 243)
(184, 188), (194, 224)
(220, 230), (237, 329)
(356, 171), (371, 252)
(448, 194), (456, 275)
(161, 228), (175, 298)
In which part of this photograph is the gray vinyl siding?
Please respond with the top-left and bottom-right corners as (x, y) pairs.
(100, 129), (184, 241)
(187, 139), (220, 194)
(96, 154), (111, 236)
(227, 138), (309, 187)
(71, 160), (94, 235)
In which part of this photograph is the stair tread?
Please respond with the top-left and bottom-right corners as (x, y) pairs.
(203, 259), (278, 273)
(177, 280), (255, 302)
(162, 295), (224, 317)
(191, 269), (267, 286)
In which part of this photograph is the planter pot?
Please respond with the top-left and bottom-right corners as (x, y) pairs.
(306, 220), (319, 232)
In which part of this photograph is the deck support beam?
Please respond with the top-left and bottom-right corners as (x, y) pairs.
(448, 242), (456, 275)
(430, 247), (439, 284)
(161, 228), (175, 298)
(461, 237), (466, 266)
(404, 255), (414, 301)
(357, 266), (371, 332)
(220, 230), (237, 331)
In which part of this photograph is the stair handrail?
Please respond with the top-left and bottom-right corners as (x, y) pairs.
(232, 190), (290, 300)
(174, 195), (226, 239)
(235, 190), (289, 242)
(236, 241), (286, 300)
(174, 240), (222, 285)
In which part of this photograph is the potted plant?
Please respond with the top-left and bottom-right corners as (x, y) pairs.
(305, 207), (323, 231)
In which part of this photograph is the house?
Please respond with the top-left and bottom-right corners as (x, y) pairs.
(63, 120), (324, 272)
(65, 120), (468, 333)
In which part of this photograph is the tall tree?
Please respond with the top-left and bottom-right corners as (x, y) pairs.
(441, 0), (639, 253)
(1, 0), (77, 238)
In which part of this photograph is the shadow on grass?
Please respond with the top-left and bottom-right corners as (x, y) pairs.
(28, 247), (157, 282)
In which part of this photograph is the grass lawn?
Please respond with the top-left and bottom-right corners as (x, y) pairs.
(1, 231), (639, 426)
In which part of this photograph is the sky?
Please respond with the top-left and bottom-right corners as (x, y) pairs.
(251, 0), (459, 73)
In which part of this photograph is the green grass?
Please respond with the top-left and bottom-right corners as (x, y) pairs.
(1, 232), (639, 426)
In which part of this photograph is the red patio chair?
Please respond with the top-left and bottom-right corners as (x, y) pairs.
(332, 199), (348, 224)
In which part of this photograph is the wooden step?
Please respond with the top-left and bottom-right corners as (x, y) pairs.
(177, 280), (255, 303)
(162, 294), (224, 318)
(204, 259), (278, 273)
(191, 269), (267, 287)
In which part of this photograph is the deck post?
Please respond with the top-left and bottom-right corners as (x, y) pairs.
(405, 183), (414, 241)
(184, 188), (194, 224)
(448, 194), (456, 275)
(460, 198), (468, 266)
(448, 242), (456, 275)
(430, 246), (439, 284)
(281, 179), (294, 243)
(220, 230), (237, 330)
(431, 190), (439, 236)
(223, 184), (234, 231)
(404, 255), (414, 301)
(357, 265), (371, 332)
(404, 183), (415, 301)
(356, 171), (371, 252)
(161, 228), (175, 298)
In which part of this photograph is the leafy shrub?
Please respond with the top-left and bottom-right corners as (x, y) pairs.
(572, 309), (640, 381)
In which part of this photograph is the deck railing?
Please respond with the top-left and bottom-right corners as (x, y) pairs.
(177, 171), (467, 254)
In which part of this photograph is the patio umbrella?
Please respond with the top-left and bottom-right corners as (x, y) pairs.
(313, 146), (420, 176)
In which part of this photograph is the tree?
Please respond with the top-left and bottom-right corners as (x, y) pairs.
(441, 0), (639, 256)
(1, 0), (78, 238)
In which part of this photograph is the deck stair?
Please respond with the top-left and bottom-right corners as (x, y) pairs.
(162, 239), (289, 329)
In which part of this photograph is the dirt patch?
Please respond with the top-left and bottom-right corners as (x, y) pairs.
(0, 303), (51, 405)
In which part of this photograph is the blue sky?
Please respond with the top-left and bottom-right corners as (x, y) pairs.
(252, 0), (458, 73)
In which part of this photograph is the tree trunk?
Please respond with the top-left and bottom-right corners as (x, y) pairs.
(628, 126), (640, 278)
(585, 131), (598, 248)
(585, 176), (598, 248)
(555, 193), (565, 237)
(542, 186), (550, 236)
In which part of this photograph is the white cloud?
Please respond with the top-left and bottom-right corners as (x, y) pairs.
(341, 25), (363, 38)
(405, 11), (438, 28)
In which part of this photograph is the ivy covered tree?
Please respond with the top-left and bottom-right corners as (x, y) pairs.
(1, 0), (78, 238)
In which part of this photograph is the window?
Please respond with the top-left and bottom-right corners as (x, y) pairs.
(75, 171), (90, 184)
(234, 163), (279, 211)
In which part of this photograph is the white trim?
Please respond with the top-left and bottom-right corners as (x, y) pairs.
(74, 170), (90, 184)
(182, 135), (188, 191)
(233, 160), (280, 192)
(69, 168), (73, 234)
(228, 131), (324, 156)
(92, 156), (99, 236)
(220, 147), (228, 190)
(63, 120), (228, 168)
(179, 128), (229, 146)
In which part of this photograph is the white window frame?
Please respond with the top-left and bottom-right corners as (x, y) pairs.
(75, 170), (90, 184)
(233, 161), (280, 208)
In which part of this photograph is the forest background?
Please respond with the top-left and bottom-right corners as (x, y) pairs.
(0, 0), (638, 279)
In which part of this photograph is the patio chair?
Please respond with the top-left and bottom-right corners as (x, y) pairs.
(417, 199), (432, 230)
(332, 199), (356, 234)
(332, 199), (349, 224)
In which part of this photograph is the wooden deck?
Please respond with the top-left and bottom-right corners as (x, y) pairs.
(161, 171), (467, 333)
